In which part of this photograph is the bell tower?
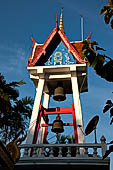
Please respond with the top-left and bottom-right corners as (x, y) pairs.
(26, 10), (87, 145)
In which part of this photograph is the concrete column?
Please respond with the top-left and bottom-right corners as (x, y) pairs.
(26, 78), (45, 144)
(71, 72), (85, 143)
(38, 93), (50, 144)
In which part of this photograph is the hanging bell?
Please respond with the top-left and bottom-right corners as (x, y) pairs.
(51, 115), (64, 134)
(53, 82), (66, 101)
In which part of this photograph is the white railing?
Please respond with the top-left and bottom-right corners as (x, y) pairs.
(19, 136), (107, 159)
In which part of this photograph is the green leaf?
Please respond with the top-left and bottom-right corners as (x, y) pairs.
(110, 117), (113, 125)
(90, 41), (98, 46)
(106, 100), (113, 105)
(111, 19), (113, 29)
(108, 140), (113, 144)
(110, 108), (113, 117)
(96, 46), (106, 51)
(104, 14), (110, 24)
(102, 60), (113, 82)
(103, 104), (112, 113)
(100, 6), (109, 14)
(91, 57), (98, 68)
(8, 80), (26, 87)
(18, 80), (26, 85)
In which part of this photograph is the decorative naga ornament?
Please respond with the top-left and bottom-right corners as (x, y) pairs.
(51, 115), (64, 134)
(6, 133), (27, 162)
(53, 82), (66, 101)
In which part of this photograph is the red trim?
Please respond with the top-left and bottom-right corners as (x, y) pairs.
(41, 124), (50, 127)
(43, 126), (48, 144)
(32, 110), (42, 144)
(71, 103), (78, 144)
(31, 34), (36, 48)
(28, 26), (86, 67)
(41, 123), (74, 127)
(28, 35), (36, 66)
(64, 123), (73, 126)
(43, 107), (73, 115)
(58, 30), (85, 64)
(30, 27), (58, 66)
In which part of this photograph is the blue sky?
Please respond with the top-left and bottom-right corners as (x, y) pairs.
(0, 0), (113, 166)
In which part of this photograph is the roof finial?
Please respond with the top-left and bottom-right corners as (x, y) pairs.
(59, 7), (64, 32)
(80, 15), (84, 41)
(56, 11), (58, 28)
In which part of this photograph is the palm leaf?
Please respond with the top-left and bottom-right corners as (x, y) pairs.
(100, 5), (109, 14)
(111, 19), (113, 28)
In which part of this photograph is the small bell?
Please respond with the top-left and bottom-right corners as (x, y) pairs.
(53, 82), (66, 101)
(51, 115), (64, 134)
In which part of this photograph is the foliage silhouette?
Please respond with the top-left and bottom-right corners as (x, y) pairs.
(100, 0), (113, 29)
(0, 73), (33, 144)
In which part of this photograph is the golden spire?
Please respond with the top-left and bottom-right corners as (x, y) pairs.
(59, 7), (64, 32)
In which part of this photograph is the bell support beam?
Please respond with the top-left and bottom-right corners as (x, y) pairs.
(26, 78), (45, 144)
(71, 71), (85, 143)
(41, 104), (78, 143)
(27, 64), (86, 75)
(41, 123), (74, 127)
(43, 107), (73, 115)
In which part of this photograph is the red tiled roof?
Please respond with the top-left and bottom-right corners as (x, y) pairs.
(34, 45), (42, 56)
(71, 42), (83, 56)
(28, 27), (86, 67)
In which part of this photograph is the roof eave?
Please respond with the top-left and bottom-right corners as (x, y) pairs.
(58, 29), (85, 64)
(28, 26), (86, 67)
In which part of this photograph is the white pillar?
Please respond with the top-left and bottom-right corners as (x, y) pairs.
(38, 93), (50, 144)
(26, 78), (45, 144)
(71, 72), (85, 143)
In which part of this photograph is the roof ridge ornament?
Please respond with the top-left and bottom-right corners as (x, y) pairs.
(59, 7), (64, 32)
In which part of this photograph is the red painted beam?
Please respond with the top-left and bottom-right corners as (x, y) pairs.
(43, 126), (48, 144)
(72, 103), (78, 144)
(43, 107), (73, 115)
(41, 123), (74, 127)
(33, 110), (42, 144)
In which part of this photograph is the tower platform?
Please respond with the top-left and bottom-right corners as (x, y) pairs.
(14, 137), (110, 170)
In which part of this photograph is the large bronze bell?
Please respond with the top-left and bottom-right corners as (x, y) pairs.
(51, 115), (64, 134)
(53, 82), (66, 101)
